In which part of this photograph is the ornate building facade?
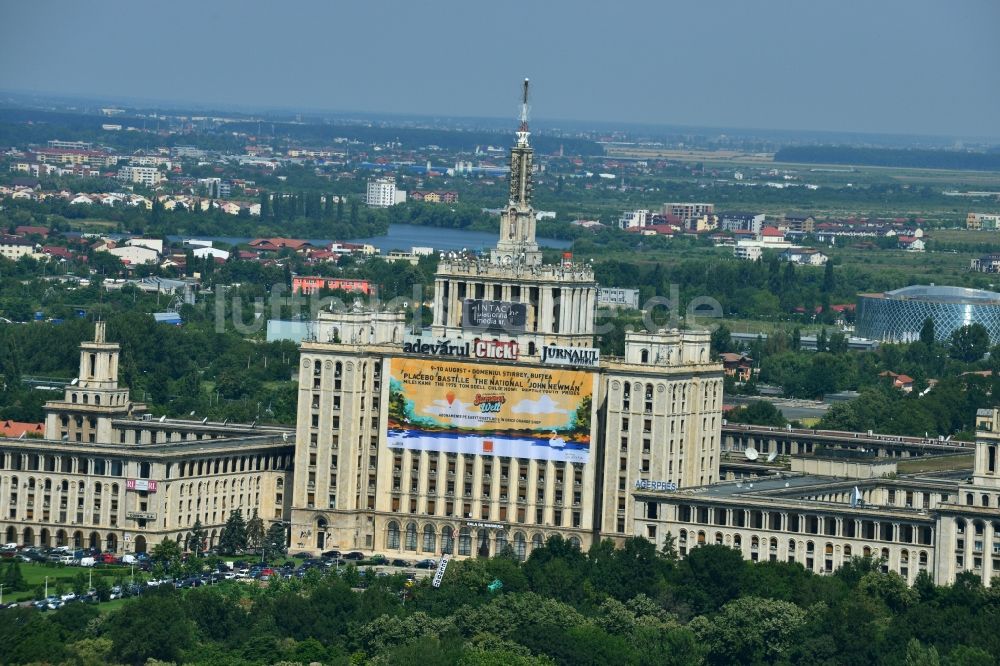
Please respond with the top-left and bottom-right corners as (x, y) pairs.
(288, 82), (724, 559)
(0, 323), (294, 554)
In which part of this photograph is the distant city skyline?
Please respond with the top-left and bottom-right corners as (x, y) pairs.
(1, 0), (999, 139)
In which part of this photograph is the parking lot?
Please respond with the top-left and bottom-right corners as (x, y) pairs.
(1, 546), (437, 611)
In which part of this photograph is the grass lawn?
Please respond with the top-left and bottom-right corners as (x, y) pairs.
(3, 562), (141, 602)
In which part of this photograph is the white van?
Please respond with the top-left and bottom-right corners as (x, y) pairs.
(78, 556), (96, 567)
(57, 555), (75, 565)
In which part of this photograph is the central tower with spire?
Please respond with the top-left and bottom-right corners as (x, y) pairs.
(431, 79), (596, 349)
(492, 78), (542, 267)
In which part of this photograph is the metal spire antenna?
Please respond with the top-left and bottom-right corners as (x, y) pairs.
(517, 78), (530, 146)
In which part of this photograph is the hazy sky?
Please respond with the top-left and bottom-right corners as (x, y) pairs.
(2, 0), (998, 138)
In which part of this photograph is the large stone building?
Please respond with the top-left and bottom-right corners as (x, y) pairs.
(0, 323), (294, 554)
(632, 410), (1000, 586)
(288, 82), (724, 559)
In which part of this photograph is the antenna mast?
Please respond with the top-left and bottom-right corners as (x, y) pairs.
(516, 78), (530, 146)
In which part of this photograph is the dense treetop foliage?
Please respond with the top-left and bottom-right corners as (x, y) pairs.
(1, 538), (998, 665)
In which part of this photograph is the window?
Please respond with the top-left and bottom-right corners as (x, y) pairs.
(387, 521), (400, 549)
(405, 523), (417, 551)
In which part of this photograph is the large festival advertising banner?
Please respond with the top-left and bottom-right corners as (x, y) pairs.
(387, 358), (594, 463)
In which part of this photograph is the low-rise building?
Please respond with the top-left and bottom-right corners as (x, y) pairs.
(720, 212), (765, 235)
(662, 203), (714, 223)
(719, 353), (753, 381)
(292, 277), (372, 295)
(0, 235), (36, 261)
(967, 212), (1000, 230)
(618, 209), (651, 229)
(117, 166), (163, 187)
(779, 247), (829, 266)
(971, 253), (1000, 273)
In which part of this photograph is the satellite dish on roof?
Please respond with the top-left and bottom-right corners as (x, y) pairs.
(766, 450), (778, 463)
(70, 378), (78, 386)
(744, 447), (759, 461)
(189, 410), (196, 416)
(158, 415), (166, 423)
(201, 417), (208, 424)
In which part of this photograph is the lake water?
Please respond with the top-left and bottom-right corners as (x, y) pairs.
(167, 224), (572, 253)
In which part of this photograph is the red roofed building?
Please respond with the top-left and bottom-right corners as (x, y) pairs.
(42, 246), (74, 260)
(249, 238), (313, 253)
(758, 226), (786, 243)
(879, 371), (915, 393)
(719, 353), (754, 382)
(0, 420), (44, 438)
(15, 226), (49, 238)
(292, 276), (372, 295)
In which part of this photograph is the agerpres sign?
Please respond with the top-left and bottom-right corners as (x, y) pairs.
(635, 479), (678, 492)
(126, 511), (157, 521)
(463, 299), (527, 332)
(541, 345), (600, 368)
(126, 479), (158, 493)
(402, 335), (519, 361)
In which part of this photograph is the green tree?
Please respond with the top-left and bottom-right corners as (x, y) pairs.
(247, 508), (265, 553)
(187, 518), (207, 556)
(151, 537), (182, 565)
(920, 317), (936, 346)
(828, 330), (849, 354)
(822, 259), (835, 293)
(726, 400), (787, 428)
(711, 324), (732, 355)
(691, 596), (807, 666)
(107, 594), (196, 664)
(219, 508), (248, 555)
(2, 561), (27, 591)
(263, 522), (287, 559)
(950, 324), (990, 362)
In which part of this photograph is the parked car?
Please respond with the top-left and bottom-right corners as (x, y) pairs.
(414, 558), (437, 569)
(321, 550), (342, 560)
(343, 551), (365, 561)
(390, 558), (410, 568)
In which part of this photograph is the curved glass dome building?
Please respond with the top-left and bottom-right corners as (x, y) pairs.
(855, 285), (1000, 344)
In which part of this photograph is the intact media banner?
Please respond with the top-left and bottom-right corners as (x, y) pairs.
(388, 358), (593, 463)
(462, 299), (527, 333)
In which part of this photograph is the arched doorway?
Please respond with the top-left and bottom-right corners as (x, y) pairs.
(477, 529), (490, 558)
(23, 527), (34, 547)
(39, 528), (51, 548)
(56, 529), (67, 547)
(106, 533), (118, 553)
(73, 531), (83, 549)
(5, 526), (16, 544)
(89, 532), (100, 550)
(134, 535), (147, 554)
(316, 517), (328, 550)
